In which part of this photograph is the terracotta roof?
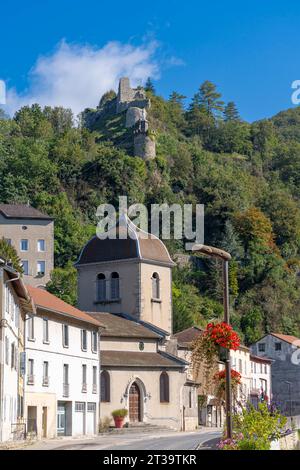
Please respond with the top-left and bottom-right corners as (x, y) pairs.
(87, 312), (162, 339)
(250, 354), (272, 364)
(76, 215), (175, 267)
(271, 333), (300, 346)
(173, 326), (203, 347)
(100, 350), (187, 369)
(27, 285), (103, 327)
(0, 204), (52, 220)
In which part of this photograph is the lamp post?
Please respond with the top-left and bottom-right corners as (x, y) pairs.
(192, 244), (233, 439)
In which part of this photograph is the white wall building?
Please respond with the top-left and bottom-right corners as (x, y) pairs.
(0, 261), (34, 442)
(24, 286), (103, 439)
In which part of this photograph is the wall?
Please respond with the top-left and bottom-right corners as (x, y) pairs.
(77, 260), (140, 316)
(140, 262), (172, 334)
(99, 368), (186, 430)
(252, 336), (300, 417)
(0, 271), (25, 442)
(133, 134), (156, 160)
(24, 311), (99, 438)
(0, 214), (54, 287)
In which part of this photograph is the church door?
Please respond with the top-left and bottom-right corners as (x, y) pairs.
(129, 382), (141, 422)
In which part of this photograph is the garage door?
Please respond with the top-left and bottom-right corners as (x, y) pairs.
(74, 402), (85, 436)
(86, 402), (96, 434)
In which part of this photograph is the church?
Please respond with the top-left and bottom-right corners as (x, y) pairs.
(75, 216), (199, 431)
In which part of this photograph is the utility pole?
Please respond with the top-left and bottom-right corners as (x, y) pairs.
(192, 244), (233, 439)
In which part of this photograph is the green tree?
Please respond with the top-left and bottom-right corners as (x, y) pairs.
(224, 101), (240, 121)
(145, 77), (155, 94)
(47, 263), (77, 305)
(0, 238), (23, 274)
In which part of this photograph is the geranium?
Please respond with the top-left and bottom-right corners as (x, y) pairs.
(205, 322), (240, 350)
(214, 369), (241, 402)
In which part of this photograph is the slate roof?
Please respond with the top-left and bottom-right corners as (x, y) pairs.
(173, 326), (203, 347)
(100, 350), (187, 369)
(76, 215), (175, 267)
(0, 204), (52, 220)
(86, 312), (162, 339)
(27, 286), (103, 327)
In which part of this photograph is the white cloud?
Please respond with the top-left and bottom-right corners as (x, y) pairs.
(6, 40), (160, 116)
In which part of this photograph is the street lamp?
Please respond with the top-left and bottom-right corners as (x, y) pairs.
(192, 244), (233, 439)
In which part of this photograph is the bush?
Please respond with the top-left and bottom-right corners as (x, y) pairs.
(99, 416), (112, 432)
(111, 408), (128, 418)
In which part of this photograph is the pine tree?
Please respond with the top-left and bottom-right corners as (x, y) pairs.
(145, 77), (155, 94)
(224, 101), (240, 121)
(198, 80), (224, 117)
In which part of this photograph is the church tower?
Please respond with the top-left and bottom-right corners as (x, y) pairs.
(75, 217), (175, 334)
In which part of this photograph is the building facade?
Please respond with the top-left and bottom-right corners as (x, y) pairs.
(0, 204), (54, 287)
(0, 260), (34, 442)
(251, 333), (300, 425)
(24, 286), (102, 439)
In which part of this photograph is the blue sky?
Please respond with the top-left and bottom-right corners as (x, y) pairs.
(1, 0), (300, 121)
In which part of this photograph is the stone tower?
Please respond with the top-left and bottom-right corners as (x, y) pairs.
(133, 119), (156, 160)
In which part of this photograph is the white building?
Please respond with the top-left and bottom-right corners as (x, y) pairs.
(0, 260), (34, 442)
(249, 354), (272, 407)
(24, 286), (103, 439)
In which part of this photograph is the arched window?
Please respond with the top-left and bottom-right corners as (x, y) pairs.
(100, 370), (110, 402)
(110, 272), (120, 300)
(97, 273), (106, 301)
(160, 372), (169, 403)
(152, 272), (160, 299)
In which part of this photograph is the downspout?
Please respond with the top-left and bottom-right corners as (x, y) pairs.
(98, 327), (101, 433)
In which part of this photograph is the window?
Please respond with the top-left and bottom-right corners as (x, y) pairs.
(27, 316), (35, 341)
(189, 390), (192, 408)
(37, 239), (45, 252)
(275, 342), (282, 351)
(81, 329), (87, 351)
(20, 239), (28, 251)
(62, 324), (69, 348)
(110, 272), (120, 300)
(139, 341), (145, 351)
(43, 361), (49, 386)
(87, 402), (96, 412)
(5, 337), (9, 365)
(28, 359), (34, 385)
(92, 331), (98, 353)
(63, 364), (69, 397)
(160, 372), (169, 403)
(239, 359), (243, 374)
(43, 318), (49, 343)
(82, 365), (87, 392)
(264, 364), (267, 374)
(92, 366), (97, 393)
(258, 343), (265, 352)
(75, 402), (85, 412)
(100, 370), (110, 402)
(152, 272), (160, 299)
(11, 343), (17, 369)
(22, 260), (29, 275)
(96, 273), (106, 301)
(37, 260), (45, 276)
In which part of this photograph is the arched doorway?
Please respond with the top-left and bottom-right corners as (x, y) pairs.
(129, 382), (141, 422)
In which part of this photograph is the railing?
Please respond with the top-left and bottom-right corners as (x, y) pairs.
(82, 383), (87, 393)
(11, 422), (26, 440)
(63, 383), (69, 397)
(27, 374), (34, 385)
(43, 376), (49, 387)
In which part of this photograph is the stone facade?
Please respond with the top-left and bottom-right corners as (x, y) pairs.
(116, 77), (150, 114)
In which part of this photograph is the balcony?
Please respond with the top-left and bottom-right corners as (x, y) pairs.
(42, 376), (49, 387)
(27, 374), (34, 385)
(63, 383), (69, 397)
(82, 383), (87, 393)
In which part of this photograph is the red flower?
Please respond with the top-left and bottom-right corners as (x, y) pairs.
(214, 369), (242, 385)
(204, 322), (240, 350)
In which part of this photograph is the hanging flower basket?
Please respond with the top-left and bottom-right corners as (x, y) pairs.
(192, 322), (241, 390)
(214, 369), (242, 402)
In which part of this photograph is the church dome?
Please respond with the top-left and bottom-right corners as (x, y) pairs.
(75, 215), (175, 267)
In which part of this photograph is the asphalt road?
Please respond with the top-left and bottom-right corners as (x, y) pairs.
(25, 429), (221, 451)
